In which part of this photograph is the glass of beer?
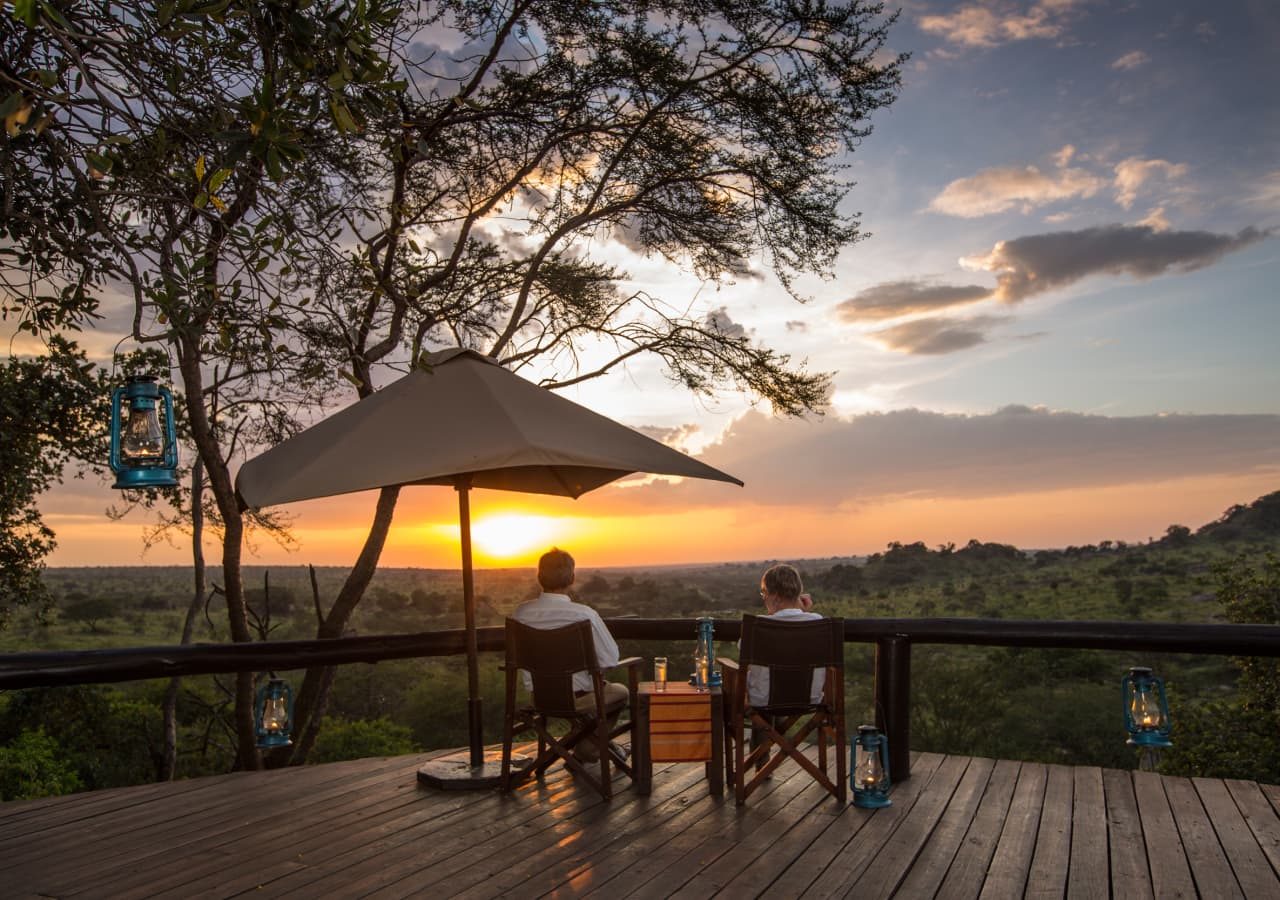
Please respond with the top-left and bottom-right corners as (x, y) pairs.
(654, 657), (668, 692)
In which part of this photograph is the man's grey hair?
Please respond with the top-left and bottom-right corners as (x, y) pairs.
(538, 547), (576, 591)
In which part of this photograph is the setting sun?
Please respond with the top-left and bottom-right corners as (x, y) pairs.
(463, 513), (564, 562)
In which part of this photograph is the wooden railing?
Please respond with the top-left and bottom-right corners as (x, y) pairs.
(3, 617), (1279, 780)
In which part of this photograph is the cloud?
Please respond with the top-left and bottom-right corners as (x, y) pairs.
(1052, 145), (1076, 168)
(634, 422), (702, 452)
(836, 281), (992, 322)
(785, 320), (808, 332)
(1245, 171), (1280, 211)
(961, 224), (1270, 302)
(929, 165), (1105, 217)
(705, 306), (747, 338)
(1110, 50), (1150, 70)
(918, 1), (1082, 48)
(1113, 157), (1188, 209)
(621, 406), (1280, 511)
(870, 315), (1010, 355)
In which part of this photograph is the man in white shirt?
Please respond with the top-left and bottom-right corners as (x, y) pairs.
(512, 548), (626, 761)
(747, 563), (826, 708)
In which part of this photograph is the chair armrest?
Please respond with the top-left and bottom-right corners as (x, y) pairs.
(614, 656), (643, 669)
(717, 657), (739, 673)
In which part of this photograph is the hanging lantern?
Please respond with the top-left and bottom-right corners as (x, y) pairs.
(851, 724), (892, 808)
(1122, 666), (1172, 748)
(109, 375), (179, 488)
(254, 676), (294, 749)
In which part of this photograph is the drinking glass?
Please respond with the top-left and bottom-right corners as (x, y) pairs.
(654, 657), (668, 692)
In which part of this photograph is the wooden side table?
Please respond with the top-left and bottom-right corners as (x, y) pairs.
(634, 681), (723, 797)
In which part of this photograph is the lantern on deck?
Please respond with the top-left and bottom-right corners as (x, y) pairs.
(255, 676), (294, 749)
(1122, 666), (1172, 749)
(852, 724), (892, 808)
(109, 375), (179, 488)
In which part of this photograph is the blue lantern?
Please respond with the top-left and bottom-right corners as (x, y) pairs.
(254, 676), (294, 749)
(1122, 666), (1172, 749)
(691, 616), (721, 689)
(109, 375), (179, 488)
(852, 724), (892, 808)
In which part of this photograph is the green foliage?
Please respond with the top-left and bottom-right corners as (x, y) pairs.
(0, 729), (82, 801)
(0, 686), (161, 791)
(309, 716), (418, 764)
(0, 338), (109, 626)
(1164, 551), (1280, 781)
(61, 597), (118, 633)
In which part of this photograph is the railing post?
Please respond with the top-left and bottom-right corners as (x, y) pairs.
(875, 635), (911, 781)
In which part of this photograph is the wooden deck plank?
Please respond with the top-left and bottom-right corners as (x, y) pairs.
(1152, 773), (1228, 900)
(771, 752), (945, 900)
(262, 767), (606, 898)
(1, 750), (1277, 900)
(1194, 776), (1280, 899)
(549, 772), (730, 897)
(1102, 768), (1153, 900)
(442, 763), (715, 900)
(933, 757), (1020, 900)
(1164, 775), (1245, 900)
(1066, 766), (1109, 900)
(1225, 780), (1280, 881)
(33, 754), (428, 897)
(5, 752), (416, 890)
(577, 758), (816, 899)
(1024, 763), (1074, 900)
(978, 762), (1047, 900)
(644, 762), (831, 898)
(864, 756), (993, 900)
(801, 753), (971, 899)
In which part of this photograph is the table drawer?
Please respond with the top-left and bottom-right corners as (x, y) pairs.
(650, 725), (713, 762)
(649, 698), (711, 722)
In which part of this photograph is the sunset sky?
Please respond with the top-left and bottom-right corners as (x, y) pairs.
(40, 0), (1280, 571)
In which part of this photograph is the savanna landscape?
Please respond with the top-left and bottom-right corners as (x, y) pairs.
(4, 491), (1277, 801)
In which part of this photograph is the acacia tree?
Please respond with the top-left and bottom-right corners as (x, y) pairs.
(3, 0), (904, 768)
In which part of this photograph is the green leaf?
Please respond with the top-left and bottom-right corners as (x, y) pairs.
(0, 93), (21, 119)
(329, 99), (358, 133)
(85, 153), (114, 176)
(12, 0), (38, 26)
(208, 167), (232, 192)
(193, 191), (208, 209)
(326, 71), (347, 90)
(265, 147), (283, 182)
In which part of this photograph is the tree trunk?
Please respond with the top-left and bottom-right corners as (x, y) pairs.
(288, 485), (400, 764)
(161, 457), (207, 780)
(175, 336), (258, 768)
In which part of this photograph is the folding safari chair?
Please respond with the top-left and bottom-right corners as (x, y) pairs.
(500, 617), (640, 800)
(720, 614), (847, 805)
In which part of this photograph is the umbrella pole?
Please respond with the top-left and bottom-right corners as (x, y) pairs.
(458, 480), (484, 768)
(419, 476), (524, 789)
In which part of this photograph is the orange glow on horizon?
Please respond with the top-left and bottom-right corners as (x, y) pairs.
(43, 470), (1278, 569)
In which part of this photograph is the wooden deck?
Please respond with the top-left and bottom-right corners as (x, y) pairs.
(3, 747), (1280, 898)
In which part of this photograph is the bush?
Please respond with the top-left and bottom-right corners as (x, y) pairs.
(310, 717), (418, 764)
(0, 729), (82, 800)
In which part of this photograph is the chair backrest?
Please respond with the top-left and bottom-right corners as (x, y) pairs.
(738, 614), (844, 708)
(505, 617), (598, 718)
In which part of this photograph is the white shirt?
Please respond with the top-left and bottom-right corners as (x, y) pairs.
(746, 608), (827, 708)
(511, 592), (620, 692)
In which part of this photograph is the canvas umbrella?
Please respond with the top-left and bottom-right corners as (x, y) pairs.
(235, 347), (742, 786)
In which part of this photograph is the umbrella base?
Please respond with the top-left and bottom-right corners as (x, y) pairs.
(417, 749), (531, 790)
